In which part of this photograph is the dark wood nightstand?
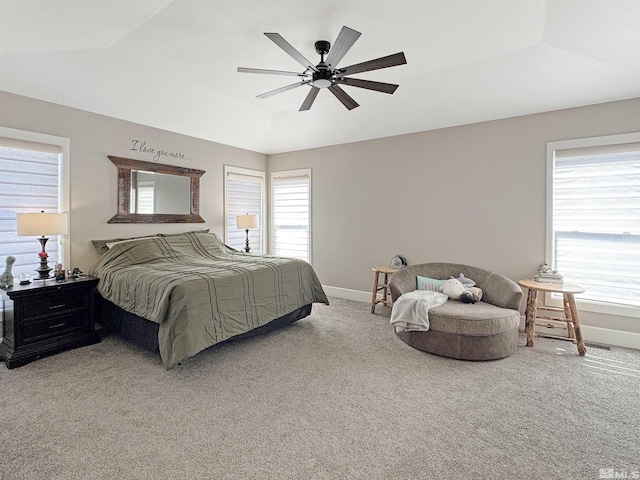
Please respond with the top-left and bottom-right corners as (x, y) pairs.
(0, 276), (100, 369)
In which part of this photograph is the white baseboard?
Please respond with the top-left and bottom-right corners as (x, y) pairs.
(322, 285), (639, 351)
(322, 285), (371, 303)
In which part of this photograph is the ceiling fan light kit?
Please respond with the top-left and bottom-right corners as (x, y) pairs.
(238, 26), (406, 111)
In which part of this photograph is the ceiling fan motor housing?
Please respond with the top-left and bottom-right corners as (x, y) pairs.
(311, 68), (333, 88)
(311, 40), (334, 88)
(315, 40), (331, 56)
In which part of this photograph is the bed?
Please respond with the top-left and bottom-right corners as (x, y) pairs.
(89, 230), (329, 368)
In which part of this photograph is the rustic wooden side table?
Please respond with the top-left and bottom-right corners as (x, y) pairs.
(518, 279), (586, 356)
(370, 266), (398, 313)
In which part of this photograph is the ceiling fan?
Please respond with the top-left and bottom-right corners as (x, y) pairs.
(238, 26), (407, 111)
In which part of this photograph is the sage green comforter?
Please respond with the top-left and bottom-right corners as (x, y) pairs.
(89, 231), (329, 368)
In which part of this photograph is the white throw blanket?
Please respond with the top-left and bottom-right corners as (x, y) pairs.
(390, 290), (448, 332)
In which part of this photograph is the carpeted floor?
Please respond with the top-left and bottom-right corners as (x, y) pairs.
(1, 296), (639, 480)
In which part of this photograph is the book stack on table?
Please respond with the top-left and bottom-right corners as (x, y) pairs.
(533, 264), (564, 284)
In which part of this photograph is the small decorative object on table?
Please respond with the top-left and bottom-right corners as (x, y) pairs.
(54, 263), (65, 282)
(18, 272), (31, 285)
(0, 255), (16, 288)
(390, 255), (407, 269)
(533, 263), (563, 284)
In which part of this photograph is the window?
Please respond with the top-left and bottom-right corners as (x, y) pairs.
(136, 181), (155, 214)
(271, 169), (311, 263)
(547, 133), (640, 313)
(224, 166), (265, 253)
(0, 127), (70, 278)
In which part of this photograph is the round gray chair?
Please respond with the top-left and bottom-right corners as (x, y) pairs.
(389, 263), (523, 360)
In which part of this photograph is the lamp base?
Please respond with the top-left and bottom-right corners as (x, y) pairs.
(244, 229), (251, 253)
(35, 236), (52, 280)
(35, 257), (53, 280)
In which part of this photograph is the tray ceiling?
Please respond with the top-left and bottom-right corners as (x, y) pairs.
(1, 0), (639, 154)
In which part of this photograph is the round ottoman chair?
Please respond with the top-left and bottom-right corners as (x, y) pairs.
(389, 263), (523, 360)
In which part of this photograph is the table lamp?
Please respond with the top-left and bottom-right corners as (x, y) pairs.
(17, 211), (69, 280)
(236, 214), (258, 253)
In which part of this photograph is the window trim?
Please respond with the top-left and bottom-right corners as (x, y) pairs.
(270, 168), (312, 263)
(0, 126), (70, 267)
(223, 165), (266, 253)
(546, 131), (640, 318)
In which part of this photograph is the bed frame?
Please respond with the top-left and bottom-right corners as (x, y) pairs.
(95, 293), (312, 355)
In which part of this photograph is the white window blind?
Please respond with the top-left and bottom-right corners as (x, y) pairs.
(272, 170), (311, 263)
(224, 167), (265, 253)
(551, 148), (640, 307)
(0, 145), (62, 278)
(136, 181), (155, 214)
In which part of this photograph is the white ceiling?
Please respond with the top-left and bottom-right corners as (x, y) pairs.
(1, 0), (640, 154)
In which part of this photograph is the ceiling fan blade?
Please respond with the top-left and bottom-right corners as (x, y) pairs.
(265, 32), (318, 72)
(337, 77), (399, 94)
(238, 67), (308, 77)
(325, 26), (361, 68)
(299, 87), (320, 111)
(257, 81), (309, 99)
(328, 85), (359, 110)
(340, 52), (407, 76)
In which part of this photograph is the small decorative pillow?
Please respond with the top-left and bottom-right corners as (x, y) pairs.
(417, 276), (446, 292)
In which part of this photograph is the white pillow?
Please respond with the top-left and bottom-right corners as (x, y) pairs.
(105, 236), (159, 249)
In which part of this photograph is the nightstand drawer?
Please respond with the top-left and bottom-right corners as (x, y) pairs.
(22, 312), (90, 343)
(21, 292), (90, 321)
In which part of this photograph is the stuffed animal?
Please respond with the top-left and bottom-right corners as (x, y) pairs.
(440, 278), (465, 300)
(440, 277), (483, 304)
(459, 291), (477, 304)
(0, 255), (16, 288)
(450, 273), (476, 287)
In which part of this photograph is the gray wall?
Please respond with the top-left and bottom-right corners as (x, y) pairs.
(2, 89), (639, 336)
(0, 91), (267, 270)
(268, 97), (640, 335)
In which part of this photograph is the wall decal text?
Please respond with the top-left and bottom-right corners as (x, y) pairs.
(130, 140), (190, 162)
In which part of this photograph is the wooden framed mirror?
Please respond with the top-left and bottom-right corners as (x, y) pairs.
(108, 155), (205, 223)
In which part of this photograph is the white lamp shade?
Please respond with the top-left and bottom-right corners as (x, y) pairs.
(17, 212), (69, 236)
(236, 214), (258, 230)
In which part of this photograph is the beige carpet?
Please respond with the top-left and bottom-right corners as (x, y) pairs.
(1, 297), (639, 480)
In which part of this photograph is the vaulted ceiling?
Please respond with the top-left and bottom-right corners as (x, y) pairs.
(1, 1), (640, 154)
